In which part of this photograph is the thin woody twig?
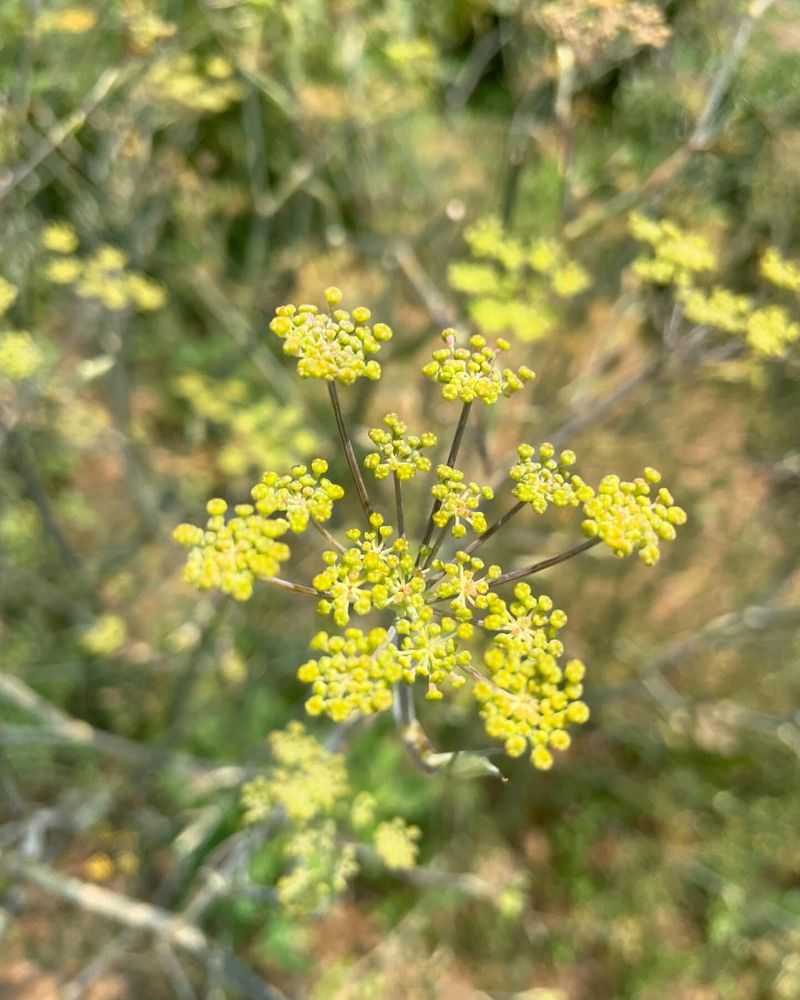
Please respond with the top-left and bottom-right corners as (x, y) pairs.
(0, 66), (126, 204)
(563, 0), (777, 242)
(5, 857), (291, 1000)
(264, 576), (319, 598)
(312, 519), (347, 553)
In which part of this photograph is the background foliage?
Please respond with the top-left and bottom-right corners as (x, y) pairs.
(1, 1), (800, 998)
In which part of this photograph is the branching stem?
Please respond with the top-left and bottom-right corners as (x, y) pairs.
(312, 519), (346, 554)
(264, 577), (318, 598)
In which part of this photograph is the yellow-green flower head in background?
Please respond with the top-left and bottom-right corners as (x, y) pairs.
(744, 305), (800, 358)
(41, 221), (79, 254)
(760, 248), (800, 293)
(677, 286), (751, 335)
(269, 288), (393, 384)
(629, 212), (716, 287)
(581, 468), (687, 565)
(364, 413), (437, 481)
(373, 817), (421, 869)
(241, 720), (350, 826)
(0, 276), (18, 317)
(422, 330), (535, 404)
(0, 331), (44, 380)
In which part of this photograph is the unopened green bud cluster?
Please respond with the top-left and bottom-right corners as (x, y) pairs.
(175, 289), (687, 770)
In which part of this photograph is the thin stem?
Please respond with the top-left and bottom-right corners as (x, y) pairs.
(465, 500), (525, 557)
(393, 472), (405, 537)
(489, 537), (601, 588)
(312, 519), (346, 554)
(422, 524), (449, 570)
(327, 381), (373, 522)
(416, 401), (472, 565)
(424, 500), (527, 591)
(264, 577), (318, 598)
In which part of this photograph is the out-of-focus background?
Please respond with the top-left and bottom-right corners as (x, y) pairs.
(1, 2), (800, 998)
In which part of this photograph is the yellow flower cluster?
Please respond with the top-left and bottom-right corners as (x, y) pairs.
(760, 248), (800, 293)
(422, 331), (535, 404)
(173, 498), (291, 601)
(173, 371), (317, 478)
(0, 331), (44, 380)
(240, 723), (419, 914)
(364, 413), (437, 481)
(251, 460), (344, 533)
(80, 614), (128, 657)
(373, 818), (421, 869)
(476, 583), (589, 769)
(277, 823), (359, 915)
(41, 222), (79, 254)
(146, 54), (243, 114)
(629, 213), (716, 287)
(432, 552), (502, 622)
(0, 276), (18, 316)
(123, 1), (176, 55)
(241, 720), (350, 825)
(631, 214), (800, 359)
(744, 305), (800, 358)
(42, 224), (165, 312)
(241, 723), (357, 915)
(677, 286), (751, 335)
(431, 465), (494, 538)
(299, 614), (473, 718)
(581, 468), (687, 565)
(173, 285), (690, 772)
(313, 516), (423, 626)
(510, 442), (590, 513)
(395, 615), (471, 701)
(298, 627), (404, 720)
(448, 216), (590, 342)
(269, 290), (393, 384)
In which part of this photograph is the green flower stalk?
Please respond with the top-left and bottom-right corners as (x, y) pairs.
(175, 287), (687, 770)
